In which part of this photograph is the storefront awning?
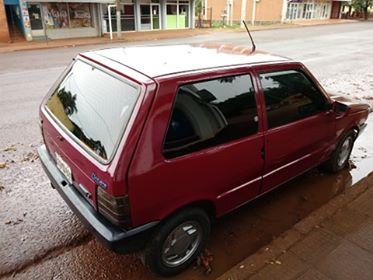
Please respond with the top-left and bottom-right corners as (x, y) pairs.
(25, 0), (114, 3)
(4, 0), (19, 5)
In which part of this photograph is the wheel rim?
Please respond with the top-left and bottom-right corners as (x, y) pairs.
(337, 137), (353, 168)
(161, 221), (202, 267)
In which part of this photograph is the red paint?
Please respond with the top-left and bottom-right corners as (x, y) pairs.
(40, 45), (370, 229)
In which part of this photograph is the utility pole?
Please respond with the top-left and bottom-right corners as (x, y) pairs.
(251, 0), (256, 26)
(116, 0), (122, 39)
(240, 0), (247, 27)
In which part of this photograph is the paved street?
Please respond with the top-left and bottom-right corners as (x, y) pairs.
(0, 22), (373, 279)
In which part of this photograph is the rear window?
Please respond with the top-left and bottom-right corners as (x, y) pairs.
(45, 60), (139, 161)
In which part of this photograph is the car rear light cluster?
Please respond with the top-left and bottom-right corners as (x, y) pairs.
(97, 187), (131, 229)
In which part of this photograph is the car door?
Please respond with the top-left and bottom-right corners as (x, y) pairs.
(128, 69), (265, 225)
(255, 65), (335, 194)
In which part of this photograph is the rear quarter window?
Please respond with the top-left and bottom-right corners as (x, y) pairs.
(45, 60), (140, 161)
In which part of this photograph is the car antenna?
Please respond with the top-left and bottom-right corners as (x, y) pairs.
(242, 20), (256, 53)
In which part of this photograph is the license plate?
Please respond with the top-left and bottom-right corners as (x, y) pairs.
(55, 153), (72, 184)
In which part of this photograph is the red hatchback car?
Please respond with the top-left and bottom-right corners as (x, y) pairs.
(38, 44), (369, 276)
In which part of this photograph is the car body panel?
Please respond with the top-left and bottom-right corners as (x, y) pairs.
(86, 44), (290, 78)
(39, 44), (370, 251)
(127, 67), (266, 226)
(252, 63), (336, 193)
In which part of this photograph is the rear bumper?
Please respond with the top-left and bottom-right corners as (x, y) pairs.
(38, 144), (159, 254)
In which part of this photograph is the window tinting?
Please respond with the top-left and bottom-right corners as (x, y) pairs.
(46, 60), (139, 161)
(260, 70), (328, 129)
(163, 75), (258, 158)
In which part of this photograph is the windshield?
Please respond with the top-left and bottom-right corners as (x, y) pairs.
(45, 60), (140, 161)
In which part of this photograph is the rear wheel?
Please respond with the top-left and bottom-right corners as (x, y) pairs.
(143, 207), (210, 276)
(322, 130), (356, 173)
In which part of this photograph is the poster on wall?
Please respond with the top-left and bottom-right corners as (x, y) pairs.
(19, 0), (33, 40)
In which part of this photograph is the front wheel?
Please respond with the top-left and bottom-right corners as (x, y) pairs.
(322, 130), (356, 173)
(143, 207), (211, 276)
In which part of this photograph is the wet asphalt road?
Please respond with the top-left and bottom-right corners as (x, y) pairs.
(0, 22), (373, 279)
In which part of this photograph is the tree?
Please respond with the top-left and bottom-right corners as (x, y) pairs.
(57, 88), (77, 116)
(352, 0), (373, 20)
(195, 0), (203, 27)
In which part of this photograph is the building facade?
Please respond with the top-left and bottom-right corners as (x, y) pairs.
(0, 0), (350, 42)
(100, 0), (194, 34)
(204, 0), (349, 25)
(25, 1), (102, 40)
(0, 0), (10, 41)
(0, 0), (195, 41)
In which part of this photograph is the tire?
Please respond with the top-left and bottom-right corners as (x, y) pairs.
(143, 207), (211, 277)
(322, 130), (356, 173)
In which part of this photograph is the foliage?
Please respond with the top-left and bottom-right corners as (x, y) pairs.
(211, 21), (241, 28)
(195, 0), (202, 16)
(351, 0), (373, 19)
(352, 0), (373, 10)
(57, 88), (77, 115)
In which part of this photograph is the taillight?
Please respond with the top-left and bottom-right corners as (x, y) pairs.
(97, 187), (131, 229)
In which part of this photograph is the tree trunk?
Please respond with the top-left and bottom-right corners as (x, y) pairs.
(364, 6), (368, 20)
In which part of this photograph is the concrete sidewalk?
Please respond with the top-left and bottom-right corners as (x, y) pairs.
(0, 19), (357, 53)
(218, 172), (373, 280)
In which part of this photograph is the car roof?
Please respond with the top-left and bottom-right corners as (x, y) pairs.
(82, 44), (291, 79)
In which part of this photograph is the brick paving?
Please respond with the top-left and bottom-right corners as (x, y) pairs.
(218, 173), (373, 280)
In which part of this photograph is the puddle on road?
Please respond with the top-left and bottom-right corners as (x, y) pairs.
(167, 117), (373, 280)
(350, 115), (373, 184)
(181, 169), (354, 279)
(12, 117), (373, 280)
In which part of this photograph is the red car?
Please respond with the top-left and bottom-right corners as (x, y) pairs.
(38, 44), (369, 276)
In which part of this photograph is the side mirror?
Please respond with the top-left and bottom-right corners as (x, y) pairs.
(333, 101), (350, 115)
(324, 102), (333, 111)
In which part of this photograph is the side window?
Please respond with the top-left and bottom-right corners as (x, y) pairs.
(259, 70), (328, 129)
(163, 74), (258, 159)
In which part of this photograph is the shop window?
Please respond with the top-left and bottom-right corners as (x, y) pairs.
(166, 0), (190, 29)
(122, 5), (135, 31)
(102, 4), (135, 32)
(178, 5), (189, 28)
(69, 4), (92, 28)
(166, 4), (177, 28)
(27, 3), (43, 30)
(43, 3), (69, 28)
(286, 2), (331, 21)
(140, 5), (151, 30)
(43, 3), (93, 29)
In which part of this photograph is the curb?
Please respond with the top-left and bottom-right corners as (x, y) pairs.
(217, 171), (373, 280)
(0, 20), (359, 54)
